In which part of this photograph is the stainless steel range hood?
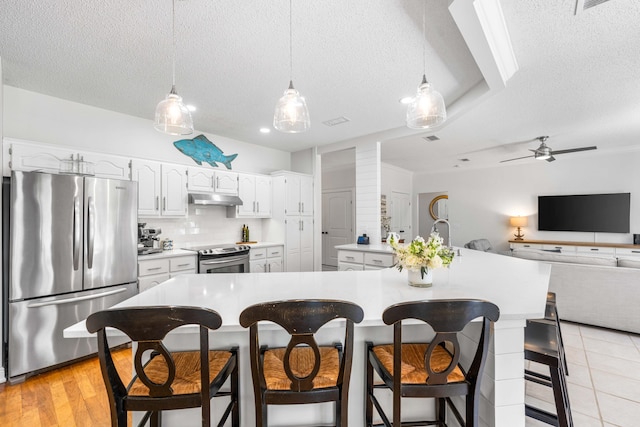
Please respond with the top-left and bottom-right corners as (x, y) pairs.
(188, 193), (243, 206)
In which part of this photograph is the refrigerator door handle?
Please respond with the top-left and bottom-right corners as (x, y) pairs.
(87, 196), (95, 269)
(73, 196), (81, 270)
(26, 288), (128, 308)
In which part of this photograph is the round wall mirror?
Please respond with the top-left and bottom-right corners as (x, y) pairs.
(429, 195), (448, 220)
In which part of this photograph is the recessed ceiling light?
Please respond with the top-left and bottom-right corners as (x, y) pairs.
(399, 96), (414, 105)
(186, 105), (196, 112)
(259, 127), (271, 134)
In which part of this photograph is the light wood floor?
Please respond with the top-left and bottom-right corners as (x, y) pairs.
(0, 347), (132, 427)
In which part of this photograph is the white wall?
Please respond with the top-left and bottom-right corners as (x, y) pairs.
(3, 86), (291, 174)
(413, 150), (640, 251)
(322, 166), (355, 190)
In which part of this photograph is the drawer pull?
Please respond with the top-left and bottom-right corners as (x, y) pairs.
(176, 263), (191, 267)
(147, 267), (163, 271)
(632, 250), (640, 254)
(271, 252), (280, 255)
(346, 256), (355, 260)
(372, 259), (382, 263)
(590, 248), (599, 251)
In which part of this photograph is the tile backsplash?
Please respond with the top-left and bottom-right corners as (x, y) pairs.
(140, 205), (264, 247)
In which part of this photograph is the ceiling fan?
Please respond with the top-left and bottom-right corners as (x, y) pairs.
(500, 136), (597, 163)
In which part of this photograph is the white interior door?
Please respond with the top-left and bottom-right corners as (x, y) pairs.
(390, 191), (411, 241)
(322, 191), (353, 267)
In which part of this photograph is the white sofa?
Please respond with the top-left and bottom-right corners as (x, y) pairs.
(511, 249), (640, 334)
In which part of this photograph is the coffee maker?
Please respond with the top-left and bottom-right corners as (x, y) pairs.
(138, 222), (163, 255)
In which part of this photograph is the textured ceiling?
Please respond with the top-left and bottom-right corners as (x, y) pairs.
(1, 0), (640, 172)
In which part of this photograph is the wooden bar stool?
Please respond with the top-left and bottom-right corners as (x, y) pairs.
(239, 299), (364, 427)
(524, 318), (573, 427)
(86, 306), (239, 427)
(366, 299), (500, 427)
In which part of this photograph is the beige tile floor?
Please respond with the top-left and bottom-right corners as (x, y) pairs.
(526, 322), (640, 427)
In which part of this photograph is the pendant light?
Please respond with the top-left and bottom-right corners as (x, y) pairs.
(154, 0), (194, 135)
(273, 0), (310, 133)
(406, 0), (446, 130)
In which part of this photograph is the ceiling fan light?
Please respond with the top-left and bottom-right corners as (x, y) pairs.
(154, 87), (194, 135)
(534, 144), (552, 160)
(273, 81), (311, 133)
(406, 77), (446, 129)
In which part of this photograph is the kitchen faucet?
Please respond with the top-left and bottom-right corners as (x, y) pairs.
(431, 218), (452, 248)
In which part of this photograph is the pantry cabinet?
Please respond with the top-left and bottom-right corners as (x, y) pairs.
(271, 171), (315, 272)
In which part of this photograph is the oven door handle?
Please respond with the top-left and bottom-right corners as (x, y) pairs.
(200, 256), (248, 265)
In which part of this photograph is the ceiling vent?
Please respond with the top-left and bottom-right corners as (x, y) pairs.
(422, 135), (440, 141)
(576, 0), (612, 13)
(322, 116), (350, 127)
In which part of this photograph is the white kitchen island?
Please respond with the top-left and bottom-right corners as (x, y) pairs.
(65, 248), (551, 427)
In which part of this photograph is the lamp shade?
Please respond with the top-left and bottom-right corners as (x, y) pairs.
(406, 75), (446, 129)
(273, 81), (310, 133)
(510, 216), (528, 227)
(154, 87), (194, 136)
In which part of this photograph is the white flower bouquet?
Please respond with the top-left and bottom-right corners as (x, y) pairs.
(389, 232), (455, 279)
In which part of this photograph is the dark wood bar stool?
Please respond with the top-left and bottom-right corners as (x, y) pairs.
(366, 299), (500, 427)
(86, 306), (239, 427)
(524, 318), (573, 427)
(239, 299), (364, 427)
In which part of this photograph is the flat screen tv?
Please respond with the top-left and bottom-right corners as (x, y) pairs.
(538, 193), (630, 233)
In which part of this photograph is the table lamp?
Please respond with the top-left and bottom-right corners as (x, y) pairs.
(510, 216), (528, 241)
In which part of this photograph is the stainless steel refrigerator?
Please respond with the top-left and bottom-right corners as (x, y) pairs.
(3, 170), (138, 382)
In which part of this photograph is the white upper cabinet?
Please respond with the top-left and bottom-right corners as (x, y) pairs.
(131, 160), (162, 216)
(161, 163), (188, 217)
(187, 167), (238, 194)
(132, 160), (187, 218)
(227, 173), (271, 218)
(187, 166), (215, 193)
(5, 139), (130, 180)
(214, 170), (238, 194)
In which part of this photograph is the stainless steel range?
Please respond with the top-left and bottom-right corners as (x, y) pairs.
(188, 244), (251, 274)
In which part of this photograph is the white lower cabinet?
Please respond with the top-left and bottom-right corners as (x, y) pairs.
(138, 254), (197, 292)
(250, 245), (284, 273)
(337, 250), (394, 271)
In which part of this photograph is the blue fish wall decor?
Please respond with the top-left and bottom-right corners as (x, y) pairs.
(173, 134), (238, 169)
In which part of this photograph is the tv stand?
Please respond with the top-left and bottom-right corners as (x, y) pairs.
(509, 239), (640, 257)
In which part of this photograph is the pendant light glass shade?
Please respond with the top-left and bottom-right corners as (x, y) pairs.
(154, 86), (194, 135)
(274, 80), (311, 133)
(406, 75), (446, 129)
(154, 0), (193, 136)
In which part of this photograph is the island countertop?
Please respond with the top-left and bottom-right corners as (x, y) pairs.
(65, 248), (549, 334)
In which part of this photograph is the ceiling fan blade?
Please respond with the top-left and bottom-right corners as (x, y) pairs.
(500, 155), (534, 163)
(546, 156), (556, 162)
(551, 146), (597, 155)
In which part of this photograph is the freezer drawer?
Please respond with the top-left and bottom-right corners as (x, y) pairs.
(8, 282), (138, 381)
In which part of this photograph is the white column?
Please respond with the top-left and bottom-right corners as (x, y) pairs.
(355, 141), (381, 243)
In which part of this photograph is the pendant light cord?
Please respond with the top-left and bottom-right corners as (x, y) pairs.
(422, 0), (426, 78)
(172, 0), (177, 89)
(289, 0), (293, 83)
